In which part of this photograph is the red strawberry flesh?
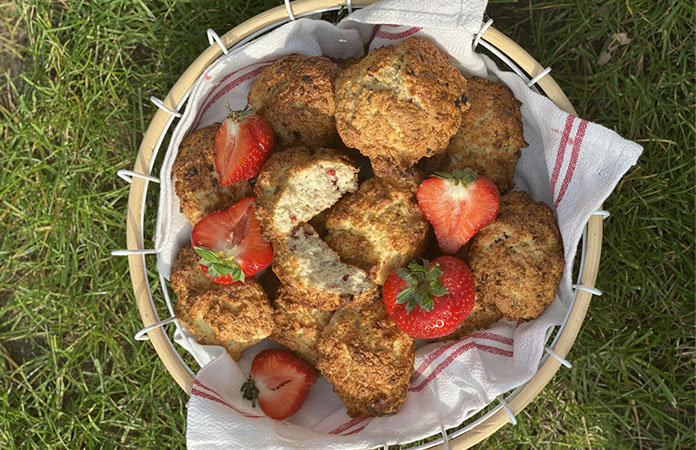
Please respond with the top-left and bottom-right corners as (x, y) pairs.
(191, 196), (273, 283)
(417, 169), (499, 254)
(243, 349), (317, 420)
(215, 106), (273, 186)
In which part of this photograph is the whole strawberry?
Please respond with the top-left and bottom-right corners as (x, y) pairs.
(215, 104), (274, 186)
(191, 196), (273, 284)
(383, 256), (475, 339)
(241, 349), (317, 420)
(416, 168), (499, 254)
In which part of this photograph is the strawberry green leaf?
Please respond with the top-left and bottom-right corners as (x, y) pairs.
(241, 375), (259, 408)
(420, 294), (434, 312)
(206, 264), (222, 279)
(194, 246), (223, 265)
(396, 287), (416, 304)
(394, 259), (450, 314)
(431, 168), (478, 186)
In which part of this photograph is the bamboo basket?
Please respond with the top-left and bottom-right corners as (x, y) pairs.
(114, 1), (605, 448)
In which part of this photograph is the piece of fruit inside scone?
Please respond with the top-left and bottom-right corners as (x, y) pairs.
(467, 191), (564, 320)
(190, 196), (273, 285)
(270, 288), (335, 367)
(170, 243), (274, 361)
(272, 223), (378, 310)
(417, 168), (500, 255)
(383, 256), (475, 339)
(316, 300), (415, 417)
(421, 76), (527, 194)
(172, 124), (252, 225)
(334, 36), (468, 177)
(325, 177), (429, 285)
(248, 55), (342, 149)
(254, 147), (359, 240)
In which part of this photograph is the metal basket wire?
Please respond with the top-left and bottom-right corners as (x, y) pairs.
(113, 1), (606, 448)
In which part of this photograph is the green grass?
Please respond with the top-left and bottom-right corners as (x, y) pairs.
(0, 0), (693, 448)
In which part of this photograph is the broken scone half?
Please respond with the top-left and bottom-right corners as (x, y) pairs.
(254, 146), (359, 240)
(272, 223), (378, 310)
(325, 177), (429, 285)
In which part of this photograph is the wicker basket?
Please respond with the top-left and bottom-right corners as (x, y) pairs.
(114, 1), (604, 448)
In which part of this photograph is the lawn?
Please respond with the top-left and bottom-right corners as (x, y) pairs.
(0, 0), (693, 448)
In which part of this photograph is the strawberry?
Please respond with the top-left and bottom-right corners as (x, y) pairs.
(383, 256), (475, 339)
(416, 168), (499, 254)
(191, 196), (273, 284)
(214, 104), (273, 186)
(241, 349), (317, 420)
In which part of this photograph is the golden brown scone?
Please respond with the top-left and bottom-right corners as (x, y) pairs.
(171, 244), (274, 361)
(468, 191), (564, 320)
(172, 124), (252, 225)
(272, 223), (378, 310)
(270, 288), (334, 367)
(254, 147), (359, 240)
(334, 37), (468, 177)
(248, 55), (342, 149)
(317, 300), (415, 417)
(325, 177), (429, 285)
(423, 76), (527, 193)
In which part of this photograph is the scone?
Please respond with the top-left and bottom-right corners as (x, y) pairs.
(254, 147), (359, 240)
(423, 76), (527, 193)
(317, 300), (415, 417)
(248, 55), (342, 149)
(325, 177), (429, 285)
(272, 223), (378, 310)
(334, 36), (468, 177)
(171, 244), (274, 361)
(172, 124), (252, 225)
(468, 191), (564, 320)
(270, 288), (334, 367)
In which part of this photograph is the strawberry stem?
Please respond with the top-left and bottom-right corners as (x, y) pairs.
(241, 375), (259, 408)
(225, 102), (255, 122)
(431, 168), (478, 187)
(395, 259), (449, 314)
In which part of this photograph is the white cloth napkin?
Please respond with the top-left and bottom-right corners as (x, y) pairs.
(150, 1), (642, 448)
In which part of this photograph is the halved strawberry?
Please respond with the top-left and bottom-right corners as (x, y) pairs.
(215, 104), (273, 186)
(416, 168), (499, 254)
(191, 196), (273, 284)
(241, 349), (317, 420)
(383, 256), (475, 339)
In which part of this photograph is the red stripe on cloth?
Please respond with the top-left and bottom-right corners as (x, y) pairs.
(192, 63), (273, 130)
(329, 415), (370, 435)
(193, 379), (227, 400)
(472, 331), (514, 346)
(343, 424), (369, 436)
(375, 26), (422, 40)
(555, 119), (588, 207)
(191, 388), (263, 418)
(191, 65), (251, 130)
(410, 340), (460, 383)
(409, 343), (513, 393)
(410, 332), (513, 383)
(365, 24), (381, 51)
(550, 115), (575, 192)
